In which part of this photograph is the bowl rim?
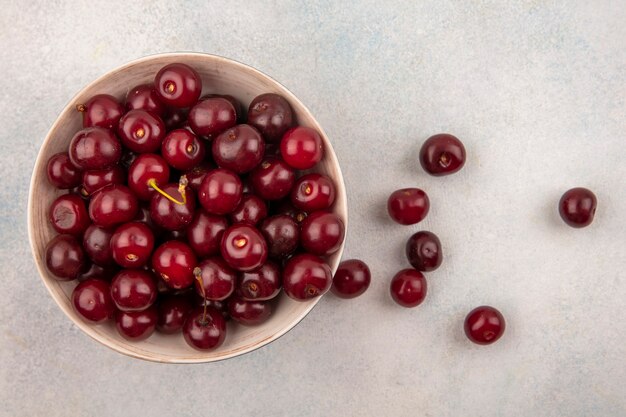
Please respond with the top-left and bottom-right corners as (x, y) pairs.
(27, 52), (348, 363)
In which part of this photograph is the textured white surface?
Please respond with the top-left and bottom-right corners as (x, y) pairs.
(1, 1), (625, 416)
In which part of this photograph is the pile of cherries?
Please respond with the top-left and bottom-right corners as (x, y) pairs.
(44, 62), (346, 351)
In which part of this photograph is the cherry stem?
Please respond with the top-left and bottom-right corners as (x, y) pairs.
(193, 267), (208, 325)
(147, 175), (188, 205)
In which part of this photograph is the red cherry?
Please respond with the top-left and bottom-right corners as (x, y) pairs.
(182, 307), (227, 351)
(228, 297), (272, 326)
(125, 84), (165, 116)
(406, 231), (443, 272)
(46, 153), (81, 189)
(161, 129), (206, 170)
(78, 94), (124, 130)
(115, 307), (158, 341)
(220, 224), (268, 272)
(110, 269), (158, 312)
(188, 97), (237, 138)
(250, 157), (295, 200)
(110, 222), (155, 268)
(229, 194), (268, 225)
(69, 127), (121, 170)
(49, 194), (90, 236)
(559, 187), (597, 228)
(282, 254), (332, 301)
(81, 165), (125, 197)
(156, 294), (193, 334)
(238, 260), (281, 301)
(390, 269), (427, 307)
(151, 241), (197, 290)
(420, 133), (466, 176)
(212, 124), (265, 173)
(45, 234), (85, 280)
(154, 63), (202, 108)
(280, 126), (324, 169)
(387, 188), (430, 225)
(464, 306), (506, 345)
(88, 184), (139, 228)
(300, 211), (345, 256)
(198, 168), (243, 215)
(332, 259), (371, 299)
(291, 173), (336, 212)
(82, 225), (115, 266)
(117, 109), (166, 153)
(150, 182), (196, 231)
(72, 278), (115, 323)
(186, 210), (229, 258)
(127, 153), (170, 201)
(247, 93), (294, 143)
(193, 257), (237, 301)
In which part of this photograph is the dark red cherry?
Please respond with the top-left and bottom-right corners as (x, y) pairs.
(291, 173), (336, 212)
(110, 269), (157, 312)
(559, 187), (597, 228)
(390, 269), (427, 307)
(247, 93), (294, 143)
(259, 214), (299, 259)
(49, 194), (90, 236)
(186, 210), (229, 258)
(117, 109), (166, 153)
(72, 278), (115, 323)
(69, 127), (121, 170)
(238, 260), (281, 301)
(88, 184), (139, 228)
(283, 254), (332, 301)
(198, 168), (243, 215)
(161, 129), (206, 170)
(280, 126), (324, 170)
(115, 306), (158, 341)
(46, 153), (81, 189)
(110, 222), (155, 268)
(250, 157), (295, 200)
(154, 63), (201, 108)
(228, 297), (272, 326)
(387, 188), (430, 225)
(125, 84), (165, 116)
(220, 224), (268, 272)
(188, 97), (237, 138)
(45, 234), (85, 280)
(300, 211), (345, 256)
(151, 241), (197, 290)
(332, 259), (371, 299)
(82, 165), (125, 196)
(78, 94), (124, 130)
(464, 306), (506, 345)
(212, 124), (265, 173)
(184, 162), (215, 191)
(406, 231), (442, 272)
(156, 294), (193, 334)
(229, 194), (268, 225)
(77, 263), (118, 282)
(420, 133), (466, 176)
(127, 153), (170, 201)
(150, 182), (195, 231)
(82, 225), (115, 266)
(193, 257), (237, 301)
(183, 307), (226, 351)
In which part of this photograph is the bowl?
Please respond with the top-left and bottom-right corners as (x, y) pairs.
(27, 52), (347, 363)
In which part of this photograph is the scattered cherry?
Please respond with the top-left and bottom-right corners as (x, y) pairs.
(88, 184), (139, 228)
(193, 257), (236, 301)
(45, 234), (85, 280)
(259, 214), (300, 259)
(49, 194), (90, 236)
(300, 211), (345, 256)
(186, 210), (229, 258)
(390, 269), (427, 307)
(212, 124), (265, 173)
(406, 231), (442, 272)
(125, 84), (165, 116)
(559, 187), (597, 228)
(283, 254), (332, 301)
(188, 97), (237, 138)
(69, 127), (121, 170)
(82, 225), (115, 266)
(198, 168), (243, 215)
(115, 306), (158, 341)
(220, 224), (268, 271)
(110, 269), (158, 312)
(228, 297), (272, 326)
(238, 260), (281, 301)
(110, 222), (155, 268)
(151, 241), (197, 290)
(420, 133), (466, 176)
(291, 173), (336, 212)
(46, 153), (81, 189)
(72, 278), (115, 323)
(387, 188), (430, 225)
(280, 126), (323, 169)
(464, 306), (506, 345)
(77, 94), (124, 130)
(250, 157), (295, 200)
(247, 93), (294, 143)
(117, 109), (166, 153)
(154, 63), (201, 108)
(332, 259), (371, 299)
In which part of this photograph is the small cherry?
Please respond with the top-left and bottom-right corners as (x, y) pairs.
(283, 254), (332, 301)
(464, 306), (506, 345)
(151, 240), (197, 290)
(110, 222), (155, 268)
(72, 278), (116, 323)
(559, 187), (597, 228)
(390, 269), (427, 308)
(406, 231), (443, 272)
(387, 188), (430, 225)
(45, 234), (85, 280)
(280, 126), (324, 169)
(420, 133), (466, 176)
(110, 269), (158, 311)
(220, 224), (268, 271)
(77, 94), (124, 130)
(46, 153), (81, 189)
(154, 63), (202, 108)
(49, 194), (90, 236)
(115, 306), (158, 341)
(332, 259), (371, 299)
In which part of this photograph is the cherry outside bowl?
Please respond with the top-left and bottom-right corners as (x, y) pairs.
(28, 53), (347, 363)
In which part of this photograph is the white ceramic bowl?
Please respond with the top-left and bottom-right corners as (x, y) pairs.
(28, 52), (347, 363)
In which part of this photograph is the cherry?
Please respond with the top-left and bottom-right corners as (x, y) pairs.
(88, 184), (139, 228)
(259, 214), (300, 259)
(154, 63), (201, 108)
(45, 234), (85, 280)
(238, 260), (281, 301)
(184, 162), (214, 192)
(81, 165), (125, 196)
(559, 187), (597, 228)
(151, 241), (197, 290)
(115, 306), (158, 341)
(229, 194), (268, 225)
(387, 188), (430, 225)
(280, 127), (324, 169)
(331, 259), (371, 299)
(198, 168), (243, 215)
(72, 278), (115, 323)
(77, 263), (118, 282)
(77, 94), (123, 130)
(150, 182), (195, 231)
(220, 224), (268, 271)
(273, 200), (308, 224)
(186, 210), (229, 258)
(188, 97), (237, 138)
(390, 269), (427, 307)
(247, 93), (294, 143)
(193, 257), (236, 301)
(161, 129), (206, 170)
(69, 127), (121, 170)
(406, 231), (443, 272)
(127, 153), (170, 200)
(420, 133), (466, 176)
(200, 94), (243, 122)
(110, 269), (157, 312)
(110, 222), (155, 268)
(228, 297), (272, 326)
(46, 153), (81, 189)
(291, 173), (336, 212)
(49, 194), (90, 236)
(183, 307), (226, 351)
(212, 124), (265, 173)
(464, 306), (506, 345)
(250, 157), (295, 200)
(82, 225), (115, 266)
(125, 84), (165, 116)
(300, 211), (345, 256)
(283, 254), (332, 301)
(117, 109), (166, 153)
(156, 294), (193, 334)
